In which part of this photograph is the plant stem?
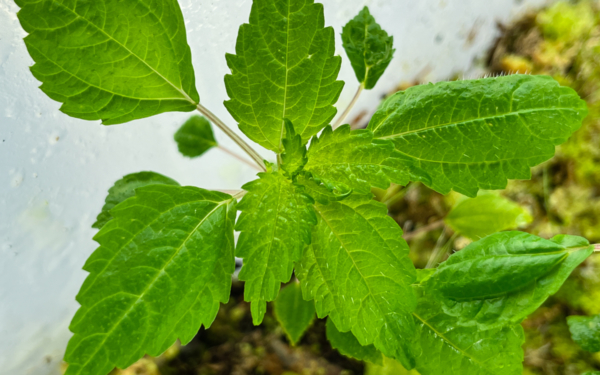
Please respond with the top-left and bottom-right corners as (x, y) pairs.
(218, 145), (262, 171)
(332, 84), (364, 129)
(196, 103), (266, 171)
(232, 190), (247, 200)
(403, 219), (445, 241)
(426, 231), (458, 269)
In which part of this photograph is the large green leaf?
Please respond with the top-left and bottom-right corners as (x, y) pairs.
(424, 231), (593, 329)
(273, 282), (315, 345)
(341, 6), (394, 90)
(224, 0), (344, 152)
(445, 193), (532, 240)
(92, 171), (180, 230)
(16, 0), (199, 124)
(64, 185), (236, 375)
(568, 314), (600, 352)
(413, 293), (525, 375)
(174, 115), (217, 158)
(303, 125), (429, 194)
(369, 75), (588, 197)
(236, 169), (316, 325)
(326, 318), (383, 365)
(296, 194), (418, 369)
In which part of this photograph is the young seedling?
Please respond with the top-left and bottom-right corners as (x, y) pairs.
(14, 0), (593, 374)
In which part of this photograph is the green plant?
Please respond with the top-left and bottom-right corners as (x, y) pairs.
(14, 0), (597, 374)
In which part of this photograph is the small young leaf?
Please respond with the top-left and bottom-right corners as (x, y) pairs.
(365, 356), (419, 375)
(413, 293), (525, 375)
(341, 7), (395, 89)
(92, 172), (180, 230)
(425, 231), (593, 329)
(174, 115), (217, 158)
(445, 194), (532, 239)
(281, 119), (307, 177)
(326, 318), (383, 365)
(303, 125), (429, 194)
(16, 0), (199, 124)
(224, 0), (344, 151)
(568, 314), (600, 352)
(274, 282), (316, 345)
(294, 173), (352, 205)
(296, 194), (418, 369)
(64, 185), (236, 375)
(236, 170), (316, 325)
(369, 75), (588, 197)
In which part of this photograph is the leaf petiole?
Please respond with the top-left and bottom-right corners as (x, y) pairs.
(332, 84), (364, 128)
(196, 103), (266, 171)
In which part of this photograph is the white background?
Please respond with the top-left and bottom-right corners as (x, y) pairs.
(0, 0), (550, 374)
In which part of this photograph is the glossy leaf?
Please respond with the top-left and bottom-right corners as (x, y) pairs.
(16, 0), (199, 124)
(92, 172), (179, 230)
(425, 231), (593, 329)
(297, 194), (418, 369)
(304, 125), (429, 194)
(326, 318), (383, 365)
(174, 115), (217, 158)
(445, 193), (532, 240)
(224, 0), (344, 151)
(369, 75), (588, 197)
(274, 282), (315, 345)
(64, 185), (236, 375)
(413, 293), (525, 375)
(236, 169), (316, 325)
(294, 173), (352, 205)
(281, 119), (307, 177)
(341, 6), (394, 89)
(568, 314), (600, 352)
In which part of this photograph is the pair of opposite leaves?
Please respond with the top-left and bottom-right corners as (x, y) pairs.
(14, 0), (589, 374)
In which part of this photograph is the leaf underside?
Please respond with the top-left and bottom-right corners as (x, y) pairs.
(224, 0), (344, 151)
(16, 0), (199, 124)
(273, 282), (316, 345)
(297, 194), (418, 369)
(64, 185), (236, 375)
(92, 171), (180, 230)
(568, 314), (600, 352)
(236, 170), (316, 325)
(369, 74), (588, 197)
(326, 318), (383, 365)
(174, 115), (217, 158)
(425, 231), (593, 329)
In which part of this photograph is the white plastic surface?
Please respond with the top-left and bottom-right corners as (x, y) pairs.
(0, 0), (549, 374)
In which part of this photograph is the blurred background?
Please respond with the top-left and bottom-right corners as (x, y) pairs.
(1, 0), (599, 374)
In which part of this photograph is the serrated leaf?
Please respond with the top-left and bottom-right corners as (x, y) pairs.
(424, 231), (593, 329)
(341, 6), (394, 90)
(274, 282), (315, 345)
(296, 194), (418, 369)
(568, 314), (600, 352)
(369, 75), (588, 197)
(236, 170), (316, 325)
(445, 193), (532, 240)
(303, 125), (430, 194)
(326, 318), (383, 365)
(281, 119), (307, 177)
(294, 173), (352, 205)
(174, 115), (217, 158)
(64, 185), (236, 375)
(92, 172), (180, 230)
(413, 293), (525, 375)
(16, 0), (199, 124)
(224, 0), (344, 152)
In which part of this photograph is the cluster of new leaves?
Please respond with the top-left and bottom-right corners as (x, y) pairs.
(15, 0), (592, 374)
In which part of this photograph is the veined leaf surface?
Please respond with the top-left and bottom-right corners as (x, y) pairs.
(424, 231), (593, 329)
(281, 119), (307, 177)
(236, 170), (316, 325)
(16, 0), (199, 124)
(326, 318), (383, 365)
(568, 314), (600, 352)
(92, 171), (180, 230)
(369, 75), (588, 197)
(274, 282), (315, 345)
(65, 185), (236, 375)
(224, 0), (344, 151)
(294, 173), (352, 205)
(174, 115), (217, 158)
(341, 6), (394, 89)
(297, 194), (418, 368)
(413, 293), (525, 375)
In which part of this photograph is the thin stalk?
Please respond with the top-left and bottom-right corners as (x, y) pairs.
(218, 145), (262, 171)
(196, 103), (266, 171)
(426, 231), (458, 269)
(332, 84), (364, 128)
(232, 190), (247, 200)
